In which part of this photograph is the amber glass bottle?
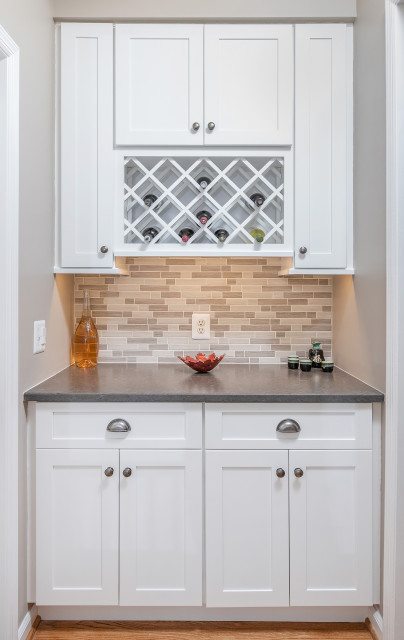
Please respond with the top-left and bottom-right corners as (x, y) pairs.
(73, 290), (99, 368)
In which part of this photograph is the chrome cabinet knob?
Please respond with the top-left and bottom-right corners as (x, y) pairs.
(192, 122), (200, 131)
(276, 419), (301, 434)
(294, 468), (304, 478)
(104, 467), (114, 477)
(299, 246), (308, 255)
(123, 467), (132, 478)
(276, 468), (285, 478)
(106, 419), (131, 433)
(100, 245), (109, 254)
(207, 122), (215, 131)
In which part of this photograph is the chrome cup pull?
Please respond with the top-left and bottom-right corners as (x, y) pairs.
(276, 419), (301, 434)
(106, 419), (131, 433)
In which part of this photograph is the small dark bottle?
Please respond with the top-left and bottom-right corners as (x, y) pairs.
(196, 210), (212, 225)
(142, 227), (159, 243)
(215, 229), (229, 243)
(179, 228), (195, 243)
(197, 176), (211, 189)
(308, 339), (324, 368)
(250, 193), (265, 207)
(143, 194), (160, 209)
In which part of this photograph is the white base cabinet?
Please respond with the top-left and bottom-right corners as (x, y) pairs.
(32, 402), (379, 609)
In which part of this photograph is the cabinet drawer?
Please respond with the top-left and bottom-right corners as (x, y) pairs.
(35, 403), (202, 449)
(205, 403), (372, 450)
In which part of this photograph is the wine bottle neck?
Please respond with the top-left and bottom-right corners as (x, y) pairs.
(82, 290), (91, 317)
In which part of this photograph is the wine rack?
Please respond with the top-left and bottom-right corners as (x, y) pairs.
(119, 155), (292, 256)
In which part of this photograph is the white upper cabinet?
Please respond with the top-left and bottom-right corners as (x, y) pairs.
(115, 25), (204, 146)
(60, 23), (114, 268)
(294, 24), (352, 269)
(204, 25), (293, 146)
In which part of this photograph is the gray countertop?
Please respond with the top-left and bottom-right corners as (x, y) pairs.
(24, 364), (384, 403)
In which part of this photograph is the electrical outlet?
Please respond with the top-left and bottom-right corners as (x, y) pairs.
(33, 320), (46, 354)
(192, 313), (210, 340)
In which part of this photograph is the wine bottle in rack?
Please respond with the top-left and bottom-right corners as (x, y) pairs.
(250, 228), (265, 243)
(196, 210), (212, 225)
(179, 228), (195, 243)
(215, 229), (229, 243)
(143, 194), (161, 209)
(142, 227), (159, 243)
(250, 193), (265, 207)
(197, 176), (211, 189)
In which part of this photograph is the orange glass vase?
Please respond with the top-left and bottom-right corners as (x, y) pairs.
(73, 290), (99, 368)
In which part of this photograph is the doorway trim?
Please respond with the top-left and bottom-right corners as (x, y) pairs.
(0, 23), (19, 640)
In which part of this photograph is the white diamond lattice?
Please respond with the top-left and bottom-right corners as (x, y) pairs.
(123, 157), (285, 247)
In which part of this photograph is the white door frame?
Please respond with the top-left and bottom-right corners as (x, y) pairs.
(0, 24), (19, 640)
(384, 2), (404, 639)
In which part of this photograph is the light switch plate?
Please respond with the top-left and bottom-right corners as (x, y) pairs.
(33, 320), (46, 354)
(192, 313), (210, 340)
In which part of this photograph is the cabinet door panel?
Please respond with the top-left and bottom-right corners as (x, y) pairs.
(60, 23), (113, 268)
(206, 450), (289, 607)
(120, 450), (202, 605)
(36, 449), (119, 605)
(115, 25), (203, 146)
(204, 26), (293, 145)
(289, 450), (373, 606)
(295, 24), (350, 268)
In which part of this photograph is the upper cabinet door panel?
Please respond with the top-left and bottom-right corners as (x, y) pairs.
(204, 25), (293, 146)
(294, 24), (351, 269)
(60, 23), (114, 268)
(115, 25), (204, 146)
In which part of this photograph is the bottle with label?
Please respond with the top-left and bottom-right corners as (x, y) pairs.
(197, 176), (211, 189)
(179, 228), (195, 243)
(73, 290), (99, 368)
(142, 227), (159, 243)
(196, 210), (212, 225)
(250, 193), (265, 207)
(143, 194), (160, 209)
(308, 339), (325, 368)
(215, 229), (229, 243)
(250, 228), (265, 243)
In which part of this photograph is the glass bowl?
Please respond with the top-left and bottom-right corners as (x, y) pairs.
(178, 352), (225, 373)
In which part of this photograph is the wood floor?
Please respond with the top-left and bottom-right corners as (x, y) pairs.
(31, 620), (375, 640)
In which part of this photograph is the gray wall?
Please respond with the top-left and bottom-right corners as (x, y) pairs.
(0, 0), (74, 626)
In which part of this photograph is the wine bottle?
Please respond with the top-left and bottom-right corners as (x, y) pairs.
(73, 290), (99, 369)
(142, 227), (159, 243)
(179, 228), (195, 243)
(143, 194), (160, 209)
(250, 228), (265, 243)
(197, 176), (211, 189)
(250, 193), (265, 207)
(196, 210), (212, 225)
(215, 229), (229, 243)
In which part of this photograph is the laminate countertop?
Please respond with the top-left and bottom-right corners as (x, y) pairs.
(24, 364), (384, 403)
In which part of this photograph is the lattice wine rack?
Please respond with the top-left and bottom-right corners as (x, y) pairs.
(118, 156), (292, 256)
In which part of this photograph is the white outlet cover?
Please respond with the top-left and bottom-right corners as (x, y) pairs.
(192, 313), (210, 340)
(33, 320), (46, 354)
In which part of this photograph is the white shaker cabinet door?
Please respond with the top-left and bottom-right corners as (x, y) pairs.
(36, 449), (119, 605)
(204, 25), (293, 145)
(120, 450), (203, 605)
(289, 450), (373, 606)
(294, 24), (352, 269)
(205, 450), (289, 607)
(60, 23), (114, 268)
(115, 25), (204, 146)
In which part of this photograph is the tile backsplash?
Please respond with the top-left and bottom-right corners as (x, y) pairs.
(74, 258), (332, 364)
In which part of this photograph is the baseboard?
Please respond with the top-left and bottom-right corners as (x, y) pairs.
(366, 606), (383, 640)
(18, 607), (39, 640)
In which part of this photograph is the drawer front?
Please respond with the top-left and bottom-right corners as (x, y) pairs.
(36, 403), (202, 449)
(205, 403), (372, 450)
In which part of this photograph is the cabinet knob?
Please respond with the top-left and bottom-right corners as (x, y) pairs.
(104, 467), (114, 477)
(192, 122), (200, 131)
(123, 467), (132, 478)
(100, 245), (109, 254)
(106, 419), (131, 433)
(299, 246), (307, 255)
(207, 122), (216, 131)
(276, 468), (285, 478)
(276, 419), (301, 434)
(294, 468), (304, 478)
